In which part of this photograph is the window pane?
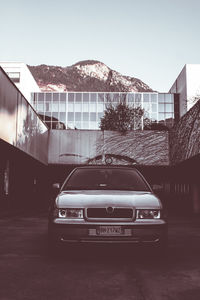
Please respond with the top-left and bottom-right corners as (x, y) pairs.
(60, 102), (66, 112)
(60, 112), (66, 122)
(60, 93), (66, 101)
(52, 112), (58, 120)
(98, 112), (103, 121)
(90, 122), (98, 129)
(52, 102), (59, 111)
(75, 112), (81, 121)
(165, 113), (174, 120)
(53, 93), (59, 101)
(128, 94), (134, 102)
(151, 113), (157, 121)
(113, 93), (120, 103)
(83, 93), (89, 102)
(143, 94), (149, 102)
(46, 93), (52, 101)
(91, 93), (97, 102)
(97, 103), (104, 112)
(82, 122), (89, 129)
(75, 93), (82, 102)
(151, 103), (157, 112)
(68, 93), (74, 102)
(32, 94), (37, 104)
(151, 94), (157, 102)
(37, 102), (44, 111)
(159, 103), (165, 112)
(135, 94), (142, 107)
(83, 112), (89, 121)
(165, 94), (173, 103)
(7, 71), (20, 78)
(98, 93), (104, 102)
(7, 72), (20, 83)
(90, 103), (96, 112)
(165, 103), (174, 112)
(143, 102), (150, 111)
(68, 103), (74, 112)
(45, 102), (51, 111)
(83, 102), (89, 112)
(75, 103), (82, 112)
(68, 112), (74, 121)
(38, 93), (44, 101)
(68, 122), (74, 129)
(158, 94), (165, 103)
(90, 112), (96, 121)
(158, 113), (165, 121)
(135, 94), (142, 102)
(75, 122), (81, 129)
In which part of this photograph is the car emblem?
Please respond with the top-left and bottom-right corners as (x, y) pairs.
(106, 206), (114, 214)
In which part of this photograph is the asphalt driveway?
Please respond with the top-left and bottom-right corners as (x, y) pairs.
(0, 214), (200, 300)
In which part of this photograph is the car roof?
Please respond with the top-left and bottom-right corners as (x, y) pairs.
(72, 166), (137, 170)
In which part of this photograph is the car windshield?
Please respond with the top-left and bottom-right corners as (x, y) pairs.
(62, 168), (150, 191)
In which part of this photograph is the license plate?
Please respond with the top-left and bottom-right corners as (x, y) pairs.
(98, 226), (123, 236)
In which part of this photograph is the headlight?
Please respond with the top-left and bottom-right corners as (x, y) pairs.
(137, 209), (160, 219)
(58, 208), (83, 219)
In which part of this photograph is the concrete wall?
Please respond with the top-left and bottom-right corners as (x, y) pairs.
(186, 64), (200, 109)
(170, 99), (200, 165)
(0, 67), (48, 165)
(48, 129), (169, 166)
(169, 64), (200, 117)
(0, 62), (40, 103)
(169, 65), (187, 117)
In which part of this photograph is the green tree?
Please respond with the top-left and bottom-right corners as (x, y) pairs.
(100, 102), (150, 133)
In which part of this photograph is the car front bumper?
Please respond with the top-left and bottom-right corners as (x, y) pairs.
(49, 218), (167, 244)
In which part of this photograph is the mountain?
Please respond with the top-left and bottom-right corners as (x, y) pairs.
(28, 60), (154, 92)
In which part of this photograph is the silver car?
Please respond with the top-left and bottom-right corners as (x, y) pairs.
(48, 166), (167, 250)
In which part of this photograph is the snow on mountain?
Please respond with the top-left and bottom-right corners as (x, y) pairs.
(74, 61), (110, 81)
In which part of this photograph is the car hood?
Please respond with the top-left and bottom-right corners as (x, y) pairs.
(56, 190), (161, 209)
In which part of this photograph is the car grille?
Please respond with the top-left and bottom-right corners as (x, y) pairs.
(86, 208), (133, 220)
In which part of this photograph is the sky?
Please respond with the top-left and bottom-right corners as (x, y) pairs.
(1, 0), (200, 92)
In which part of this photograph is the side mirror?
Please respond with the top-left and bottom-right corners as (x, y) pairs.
(52, 183), (60, 190)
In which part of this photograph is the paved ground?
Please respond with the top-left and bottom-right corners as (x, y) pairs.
(0, 214), (200, 300)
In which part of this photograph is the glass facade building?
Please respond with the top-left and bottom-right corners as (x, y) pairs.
(31, 92), (179, 130)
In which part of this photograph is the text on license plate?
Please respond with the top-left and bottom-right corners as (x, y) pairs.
(98, 226), (123, 236)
